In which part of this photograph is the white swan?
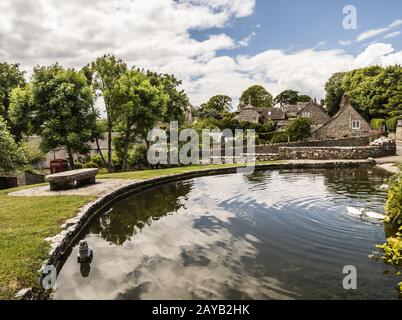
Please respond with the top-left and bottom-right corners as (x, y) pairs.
(346, 207), (364, 217)
(364, 211), (386, 221)
(346, 207), (386, 221)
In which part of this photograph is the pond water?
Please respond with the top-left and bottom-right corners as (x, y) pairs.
(53, 168), (399, 300)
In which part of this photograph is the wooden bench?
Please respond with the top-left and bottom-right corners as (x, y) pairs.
(45, 168), (99, 191)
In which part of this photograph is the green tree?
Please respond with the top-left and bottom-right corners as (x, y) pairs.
(12, 64), (96, 169)
(0, 116), (27, 173)
(146, 71), (190, 124)
(238, 85), (273, 109)
(0, 62), (26, 137)
(342, 65), (402, 120)
(324, 72), (347, 116)
(8, 85), (34, 141)
(196, 95), (232, 120)
(274, 90), (299, 106)
(110, 70), (168, 171)
(88, 54), (128, 172)
(298, 94), (312, 103)
(286, 117), (312, 142)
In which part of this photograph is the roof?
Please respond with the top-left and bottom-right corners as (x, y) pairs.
(257, 107), (286, 120)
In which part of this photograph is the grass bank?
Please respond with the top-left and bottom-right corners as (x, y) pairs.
(0, 185), (94, 299)
(99, 161), (281, 180)
(0, 161), (280, 299)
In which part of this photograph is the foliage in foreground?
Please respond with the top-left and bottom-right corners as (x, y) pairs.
(377, 170), (402, 293)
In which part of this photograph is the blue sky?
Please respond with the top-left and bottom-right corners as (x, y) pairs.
(1, 0), (401, 107)
(193, 0), (402, 56)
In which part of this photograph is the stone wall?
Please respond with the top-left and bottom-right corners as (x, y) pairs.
(396, 120), (402, 141)
(278, 143), (396, 160)
(254, 136), (370, 154)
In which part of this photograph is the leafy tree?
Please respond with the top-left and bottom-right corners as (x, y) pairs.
(286, 117), (312, 142)
(342, 65), (402, 120)
(110, 70), (167, 171)
(324, 72), (347, 116)
(196, 95), (232, 120)
(386, 116), (400, 132)
(8, 85), (34, 141)
(274, 90), (299, 106)
(0, 115), (27, 173)
(88, 54), (127, 172)
(146, 71), (189, 124)
(298, 94), (312, 103)
(203, 95), (232, 113)
(238, 85), (273, 109)
(370, 118), (386, 130)
(274, 90), (312, 106)
(0, 62), (26, 137)
(12, 64), (96, 169)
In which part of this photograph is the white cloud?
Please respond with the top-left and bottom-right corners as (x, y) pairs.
(389, 19), (402, 28)
(338, 40), (352, 46)
(384, 31), (401, 39)
(0, 0), (401, 111)
(238, 32), (256, 47)
(356, 28), (389, 42)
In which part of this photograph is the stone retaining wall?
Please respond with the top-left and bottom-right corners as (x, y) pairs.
(255, 136), (371, 154)
(278, 143), (396, 160)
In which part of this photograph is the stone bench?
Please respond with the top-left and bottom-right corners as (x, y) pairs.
(45, 168), (99, 191)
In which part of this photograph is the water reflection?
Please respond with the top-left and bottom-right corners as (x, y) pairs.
(90, 181), (193, 246)
(53, 168), (399, 300)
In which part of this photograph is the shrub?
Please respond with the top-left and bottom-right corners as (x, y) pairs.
(386, 117), (400, 132)
(385, 173), (402, 228)
(286, 118), (312, 142)
(89, 154), (104, 167)
(270, 131), (288, 143)
(127, 144), (148, 169)
(74, 162), (83, 169)
(370, 118), (386, 130)
(84, 161), (99, 169)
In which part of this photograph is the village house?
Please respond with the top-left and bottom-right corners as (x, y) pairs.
(311, 95), (371, 140)
(235, 100), (330, 131)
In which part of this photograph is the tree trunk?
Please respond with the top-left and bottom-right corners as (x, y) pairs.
(107, 118), (113, 173)
(121, 120), (133, 172)
(95, 136), (108, 167)
(67, 146), (75, 170)
(90, 101), (108, 167)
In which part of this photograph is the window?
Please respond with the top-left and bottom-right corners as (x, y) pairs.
(351, 120), (360, 130)
(302, 112), (311, 118)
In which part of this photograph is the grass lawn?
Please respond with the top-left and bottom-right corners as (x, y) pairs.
(99, 161), (281, 180)
(0, 161), (279, 299)
(0, 185), (94, 299)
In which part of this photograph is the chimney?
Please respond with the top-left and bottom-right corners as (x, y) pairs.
(340, 94), (350, 108)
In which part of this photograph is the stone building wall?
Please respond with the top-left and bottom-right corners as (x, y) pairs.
(312, 102), (371, 140)
(278, 143), (396, 160)
(396, 120), (402, 141)
(300, 103), (331, 127)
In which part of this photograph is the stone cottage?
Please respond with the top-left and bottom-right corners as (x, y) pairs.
(234, 103), (262, 123)
(311, 95), (371, 139)
(235, 100), (330, 132)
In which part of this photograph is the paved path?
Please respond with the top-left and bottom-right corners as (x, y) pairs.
(8, 179), (138, 197)
(8, 156), (402, 197)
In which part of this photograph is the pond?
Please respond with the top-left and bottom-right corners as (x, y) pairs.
(53, 168), (399, 300)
